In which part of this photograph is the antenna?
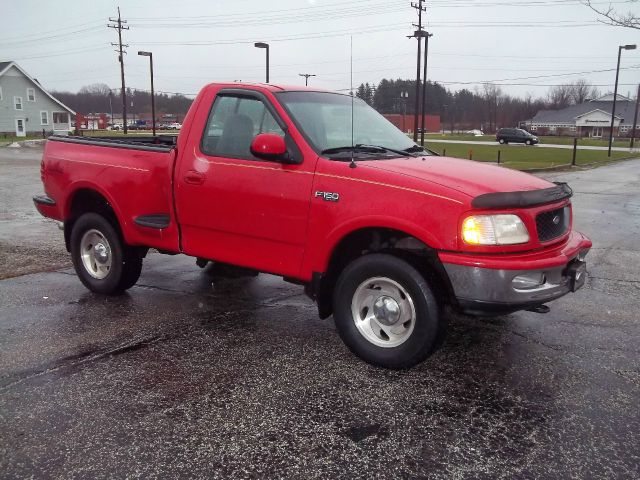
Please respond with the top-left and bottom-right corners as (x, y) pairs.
(349, 36), (357, 169)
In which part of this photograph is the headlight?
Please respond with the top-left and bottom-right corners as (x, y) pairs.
(462, 214), (529, 245)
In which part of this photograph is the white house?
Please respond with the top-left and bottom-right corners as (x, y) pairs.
(0, 61), (75, 137)
(523, 93), (638, 138)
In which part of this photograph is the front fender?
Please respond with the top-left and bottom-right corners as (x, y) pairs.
(308, 215), (444, 275)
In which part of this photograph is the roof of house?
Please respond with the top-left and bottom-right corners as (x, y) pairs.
(530, 99), (635, 124)
(0, 61), (75, 115)
(592, 93), (631, 102)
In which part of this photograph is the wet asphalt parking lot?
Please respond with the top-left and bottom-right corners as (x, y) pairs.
(1, 146), (639, 478)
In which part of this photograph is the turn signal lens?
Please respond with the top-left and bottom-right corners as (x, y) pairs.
(462, 216), (495, 245)
(462, 214), (529, 245)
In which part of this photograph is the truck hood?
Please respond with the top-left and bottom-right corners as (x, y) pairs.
(359, 155), (554, 199)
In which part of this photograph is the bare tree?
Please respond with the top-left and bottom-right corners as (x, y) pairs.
(482, 83), (503, 131)
(569, 79), (593, 104)
(584, 0), (639, 29)
(547, 84), (573, 109)
(78, 83), (112, 96)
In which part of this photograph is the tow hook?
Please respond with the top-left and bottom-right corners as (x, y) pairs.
(526, 304), (550, 314)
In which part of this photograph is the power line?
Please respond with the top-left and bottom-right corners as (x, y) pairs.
(128, 0), (405, 21)
(452, 64), (640, 85)
(131, 23), (409, 46)
(0, 26), (104, 48)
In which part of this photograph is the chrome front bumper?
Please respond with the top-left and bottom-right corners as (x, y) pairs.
(444, 257), (588, 315)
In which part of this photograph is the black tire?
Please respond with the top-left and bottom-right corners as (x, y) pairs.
(498, 138), (506, 144)
(119, 254), (143, 290)
(525, 139), (532, 146)
(70, 212), (143, 294)
(333, 254), (442, 369)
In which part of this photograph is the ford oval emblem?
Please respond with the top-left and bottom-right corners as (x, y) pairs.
(552, 215), (560, 225)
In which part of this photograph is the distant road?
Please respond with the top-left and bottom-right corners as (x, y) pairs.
(426, 139), (638, 152)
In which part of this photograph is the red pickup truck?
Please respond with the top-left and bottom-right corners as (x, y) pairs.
(34, 83), (591, 368)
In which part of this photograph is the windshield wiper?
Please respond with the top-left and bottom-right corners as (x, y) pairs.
(320, 145), (414, 157)
(356, 144), (416, 157)
(403, 145), (424, 153)
(321, 145), (384, 155)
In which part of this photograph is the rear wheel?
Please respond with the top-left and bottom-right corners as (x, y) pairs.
(333, 254), (442, 369)
(498, 138), (506, 144)
(70, 213), (143, 294)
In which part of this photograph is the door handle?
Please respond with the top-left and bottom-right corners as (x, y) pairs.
(184, 170), (205, 185)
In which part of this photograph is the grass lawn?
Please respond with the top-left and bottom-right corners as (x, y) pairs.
(425, 141), (636, 170)
(424, 133), (631, 148)
(0, 134), (47, 144)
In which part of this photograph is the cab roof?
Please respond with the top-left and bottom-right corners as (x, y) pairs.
(204, 82), (340, 94)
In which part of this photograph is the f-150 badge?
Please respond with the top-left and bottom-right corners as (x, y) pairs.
(315, 191), (340, 202)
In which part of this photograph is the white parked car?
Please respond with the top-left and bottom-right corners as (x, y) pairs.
(466, 129), (484, 137)
(167, 122), (182, 130)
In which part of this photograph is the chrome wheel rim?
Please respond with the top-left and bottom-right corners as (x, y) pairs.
(350, 277), (416, 348)
(80, 229), (112, 279)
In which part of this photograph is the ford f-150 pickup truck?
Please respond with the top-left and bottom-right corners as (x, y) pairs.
(34, 83), (591, 368)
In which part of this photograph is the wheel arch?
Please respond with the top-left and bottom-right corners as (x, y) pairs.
(63, 185), (126, 252)
(309, 226), (456, 319)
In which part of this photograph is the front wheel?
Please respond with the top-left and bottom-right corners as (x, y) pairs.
(525, 139), (532, 145)
(70, 213), (143, 294)
(333, 254), (442, 369)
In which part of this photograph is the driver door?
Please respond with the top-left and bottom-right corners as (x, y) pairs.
(176, 91), (315, 277)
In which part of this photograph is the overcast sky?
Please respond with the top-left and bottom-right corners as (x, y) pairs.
(2, 0), (639, 99)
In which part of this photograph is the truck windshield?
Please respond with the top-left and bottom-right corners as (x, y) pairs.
(276, 91), (424, 158)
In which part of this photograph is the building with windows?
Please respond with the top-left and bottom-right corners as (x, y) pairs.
(523, 93), (638, 138)
(0, 61), (75, 137)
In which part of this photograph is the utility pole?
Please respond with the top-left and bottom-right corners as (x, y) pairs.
(299, 73), (316, 86)
(108, 7), (129, 134)
(409, 0), (426, 143)
(420, 31), (433, 146)
(630, 84), (640, 149)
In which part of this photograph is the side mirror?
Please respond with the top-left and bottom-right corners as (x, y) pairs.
(250, 133), (289, 162)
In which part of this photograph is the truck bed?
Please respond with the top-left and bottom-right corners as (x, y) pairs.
(50, 134), (177, 152)
(41, 134), (180, 253)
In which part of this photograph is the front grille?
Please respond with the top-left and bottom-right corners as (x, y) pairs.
(536, 206), (569, 242)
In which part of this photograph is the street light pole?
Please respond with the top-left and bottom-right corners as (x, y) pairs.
(299, 73), (316, 86)
(108, 90), (114, 127)
(254, 42), (269, 83)
(138, 50), (156, 136)
(609, 44), (636, 156)
(400, 91), (408, 133)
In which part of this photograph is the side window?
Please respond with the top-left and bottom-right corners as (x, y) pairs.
(201, 95), (284, 159)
